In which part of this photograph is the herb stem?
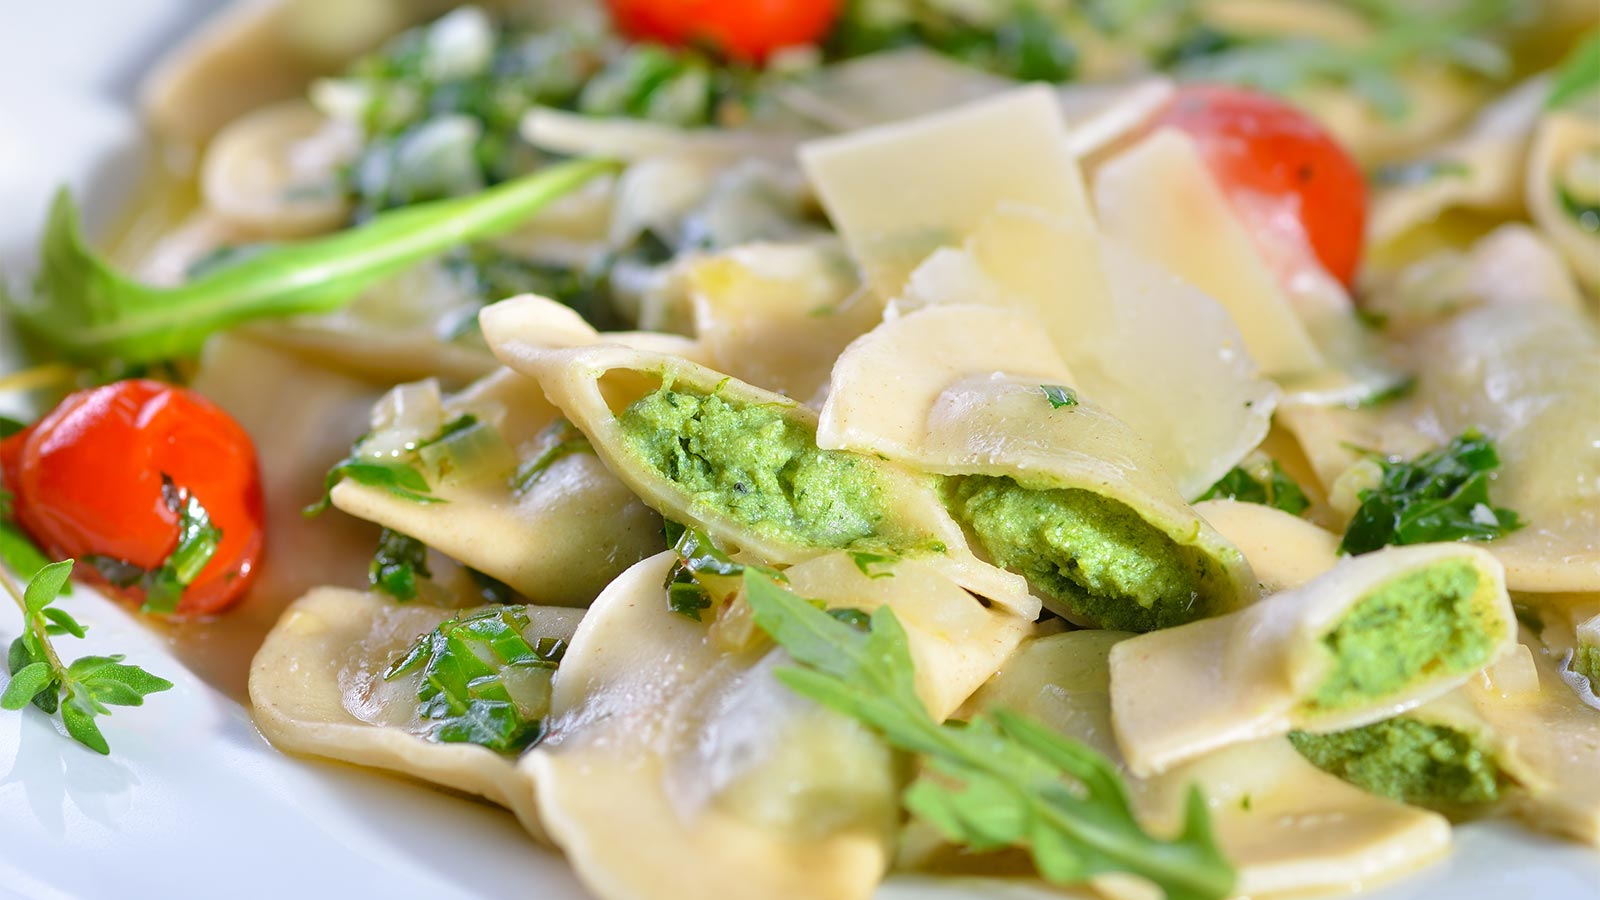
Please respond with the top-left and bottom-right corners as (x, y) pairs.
(0, 562), (65, 674)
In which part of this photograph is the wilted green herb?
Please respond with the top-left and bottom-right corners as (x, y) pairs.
(1339, 430), (1523, 555)
(848, 550), (897, 579)
(743, 570), (1234, 900)
(1198, 460), (1310, 516)
(370, 529), (432, 601)
(80, 476), (222, 615)
(829, 1), (1078, 82)
(383, 605), (565, 752)
(2, 560), (173, 755)
(1041, 384), (1079, 410)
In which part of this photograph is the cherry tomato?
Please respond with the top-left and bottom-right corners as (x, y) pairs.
(1, 380), (264, 615)
(1152, 84), (1367, 286)
(608, 0), (841, 62)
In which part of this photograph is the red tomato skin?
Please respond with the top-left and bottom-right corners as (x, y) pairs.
(1, 380), (264, 615)
(1153, 84), (1367, 287)
(608, 0), (841, 61)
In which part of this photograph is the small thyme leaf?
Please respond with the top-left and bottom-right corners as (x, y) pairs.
(0, 560), (173, 754)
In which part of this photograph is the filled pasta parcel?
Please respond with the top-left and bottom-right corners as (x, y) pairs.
(1109, 543), (1515, 777)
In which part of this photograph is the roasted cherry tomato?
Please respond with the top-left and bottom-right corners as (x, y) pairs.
(1, 380), (264, 615)
(607, 0), (841, 62)
(1153, 84), (1367, 286)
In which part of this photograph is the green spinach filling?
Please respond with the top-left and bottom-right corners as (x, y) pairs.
(1304, 560), (1497, 713)
(946, 476), (1221, 632)
(617, 386), (895, 551)
(1289, 717), (1507, 811)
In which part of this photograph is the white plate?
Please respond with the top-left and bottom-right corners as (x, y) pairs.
(1, 4), (1597, 899)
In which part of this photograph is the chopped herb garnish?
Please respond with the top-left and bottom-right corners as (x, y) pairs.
(0, 415), (26, 439)
(1041, 384), (1079, 409)
(79, 475), (222, 615)
(1339, 430), (1523, 556)
(742, 570), (1235, 900)
(383, 605), (564, 753)
(2, 560), (173, 755)
(1198, 459), (1310, 516)
(661, 521), (784, 621)
(848, 550), (897, 579)
(306, 417), (486, 516)
(512, 419), (594, 493)
(370, 529), (431, 601)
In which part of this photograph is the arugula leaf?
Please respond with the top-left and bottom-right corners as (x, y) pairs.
(742, 570), (1234, 900)
(1198, 459), (1310, 516)
(370, 528), (432, 601)
(384, 605), (564, 753)
(1339, 430), (1523, 556)
(1041, 384), (1079, 409)
(1, 560), (173, 754)
(1547, 31), (1600, 109)
(3, 158), (618, 365)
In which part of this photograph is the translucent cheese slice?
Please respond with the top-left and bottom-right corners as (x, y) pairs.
(687, 240), (879, 403)
(1092, 129), (1325, 378)
(920, 631), (1451, 898)
(249, 587), (581, 841)
(331, 368), (664, 607)
(798, 85), (1093, 298)
(523, 553), (896, 900)
(892, 209), (1278, 499)
(1109, 544), (1515, 776)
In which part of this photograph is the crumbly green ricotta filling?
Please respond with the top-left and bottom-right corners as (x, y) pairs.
(1305, 560), (1496, 713)
(946, 475), (1218, 632)
(618, 386), (892, 550)
(1289, 717), (1507, 811)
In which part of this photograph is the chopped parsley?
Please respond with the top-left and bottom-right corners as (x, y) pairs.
(1198, 458), (1310, 516)
(1338, 430), (1523, 556)
(306, 416), (485, 515)
(1041, 384), (1079, 409)
(370, 529), (432, 602)
(848, 550), (897, 579)
(82, 475), (223, 615)
(383, 605), (566, 753)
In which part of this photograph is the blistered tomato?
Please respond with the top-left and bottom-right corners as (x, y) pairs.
(607, 0), (841, 62)
(1, 380), (264, 615)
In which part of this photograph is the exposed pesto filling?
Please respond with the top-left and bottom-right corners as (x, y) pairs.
(946, 476), (1218, 632)
(1289, 718), (1507, 811)
(1573, 644), (1600, 693)
(617, 386), (893, 550)
(1305, 560), (1496, 713)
